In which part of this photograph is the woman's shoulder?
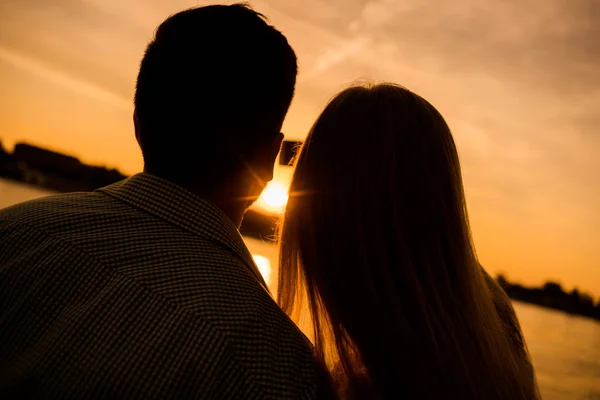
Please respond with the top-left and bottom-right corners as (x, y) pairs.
(482, 268), (514, 311)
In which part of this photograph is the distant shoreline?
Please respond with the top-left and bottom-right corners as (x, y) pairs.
(497, 276), (600, 322)
(2, 141), (599, 322)
(0, 142), (128, 193)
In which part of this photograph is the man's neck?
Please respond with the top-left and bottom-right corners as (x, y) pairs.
(205, 193), (248, 229)
(179, 179), (250, 229)
(143, 169), (250, 228)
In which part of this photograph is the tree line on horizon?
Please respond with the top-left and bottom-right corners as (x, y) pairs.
(497, 274), (600, 321)
(0, 140), (127, 192)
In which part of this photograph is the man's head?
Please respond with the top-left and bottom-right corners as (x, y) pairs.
(134, 4), (297, 200)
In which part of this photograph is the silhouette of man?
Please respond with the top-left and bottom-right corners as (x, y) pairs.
(0, 5), (321, 399)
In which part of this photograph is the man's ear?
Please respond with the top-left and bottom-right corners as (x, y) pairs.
(133, 109), (141, 147)
(271, 132), (285, 159)
(256, 132), (285, 184)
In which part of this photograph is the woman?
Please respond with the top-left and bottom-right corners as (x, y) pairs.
(278, 83), (540, 399)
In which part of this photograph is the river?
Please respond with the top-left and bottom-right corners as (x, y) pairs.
(1, 178), (599, 399)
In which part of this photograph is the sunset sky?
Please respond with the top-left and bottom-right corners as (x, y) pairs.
(0, 0), (598, 296)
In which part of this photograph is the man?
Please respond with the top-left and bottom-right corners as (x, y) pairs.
(0, 5), (321, 398)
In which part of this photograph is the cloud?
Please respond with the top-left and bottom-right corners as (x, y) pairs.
(303, 36), (371, 79)
(0, 46), (130, 110)
(270, 0), (600, 167)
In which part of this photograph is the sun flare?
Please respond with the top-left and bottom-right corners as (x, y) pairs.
(256, 181), (289, 214)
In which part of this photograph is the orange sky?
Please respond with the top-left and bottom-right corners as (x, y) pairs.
(0, 0), (599, 297)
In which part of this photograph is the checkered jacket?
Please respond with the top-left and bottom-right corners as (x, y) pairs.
(0, 173), (319, 399)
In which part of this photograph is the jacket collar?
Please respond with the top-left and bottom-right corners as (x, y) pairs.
(98, 173), (268, 291)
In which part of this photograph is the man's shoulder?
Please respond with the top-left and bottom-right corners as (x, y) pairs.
(109, 239), (318, 396)
(0, 191), (128, 231)
(0, 245), (315, 399)
(0, 223), (318, 398)
(125, 241), (320, 397)
(0, 194), (311, 345)
(124, 238), (307, 341)
(0, 191), (320, 397)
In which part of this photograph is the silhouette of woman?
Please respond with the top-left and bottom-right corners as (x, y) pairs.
(278, 83), (540, 400)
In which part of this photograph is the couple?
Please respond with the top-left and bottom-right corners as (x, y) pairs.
(0, 4), (539, 400)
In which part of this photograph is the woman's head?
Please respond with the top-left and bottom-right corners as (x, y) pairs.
(279, 83), (538, 399)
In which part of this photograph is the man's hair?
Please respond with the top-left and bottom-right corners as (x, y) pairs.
(134, 4), (297, 186)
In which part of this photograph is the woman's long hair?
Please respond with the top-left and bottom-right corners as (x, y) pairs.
(278, 83), (539, 399)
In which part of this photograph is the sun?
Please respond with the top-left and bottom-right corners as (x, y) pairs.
(256, 181), (289, 214)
